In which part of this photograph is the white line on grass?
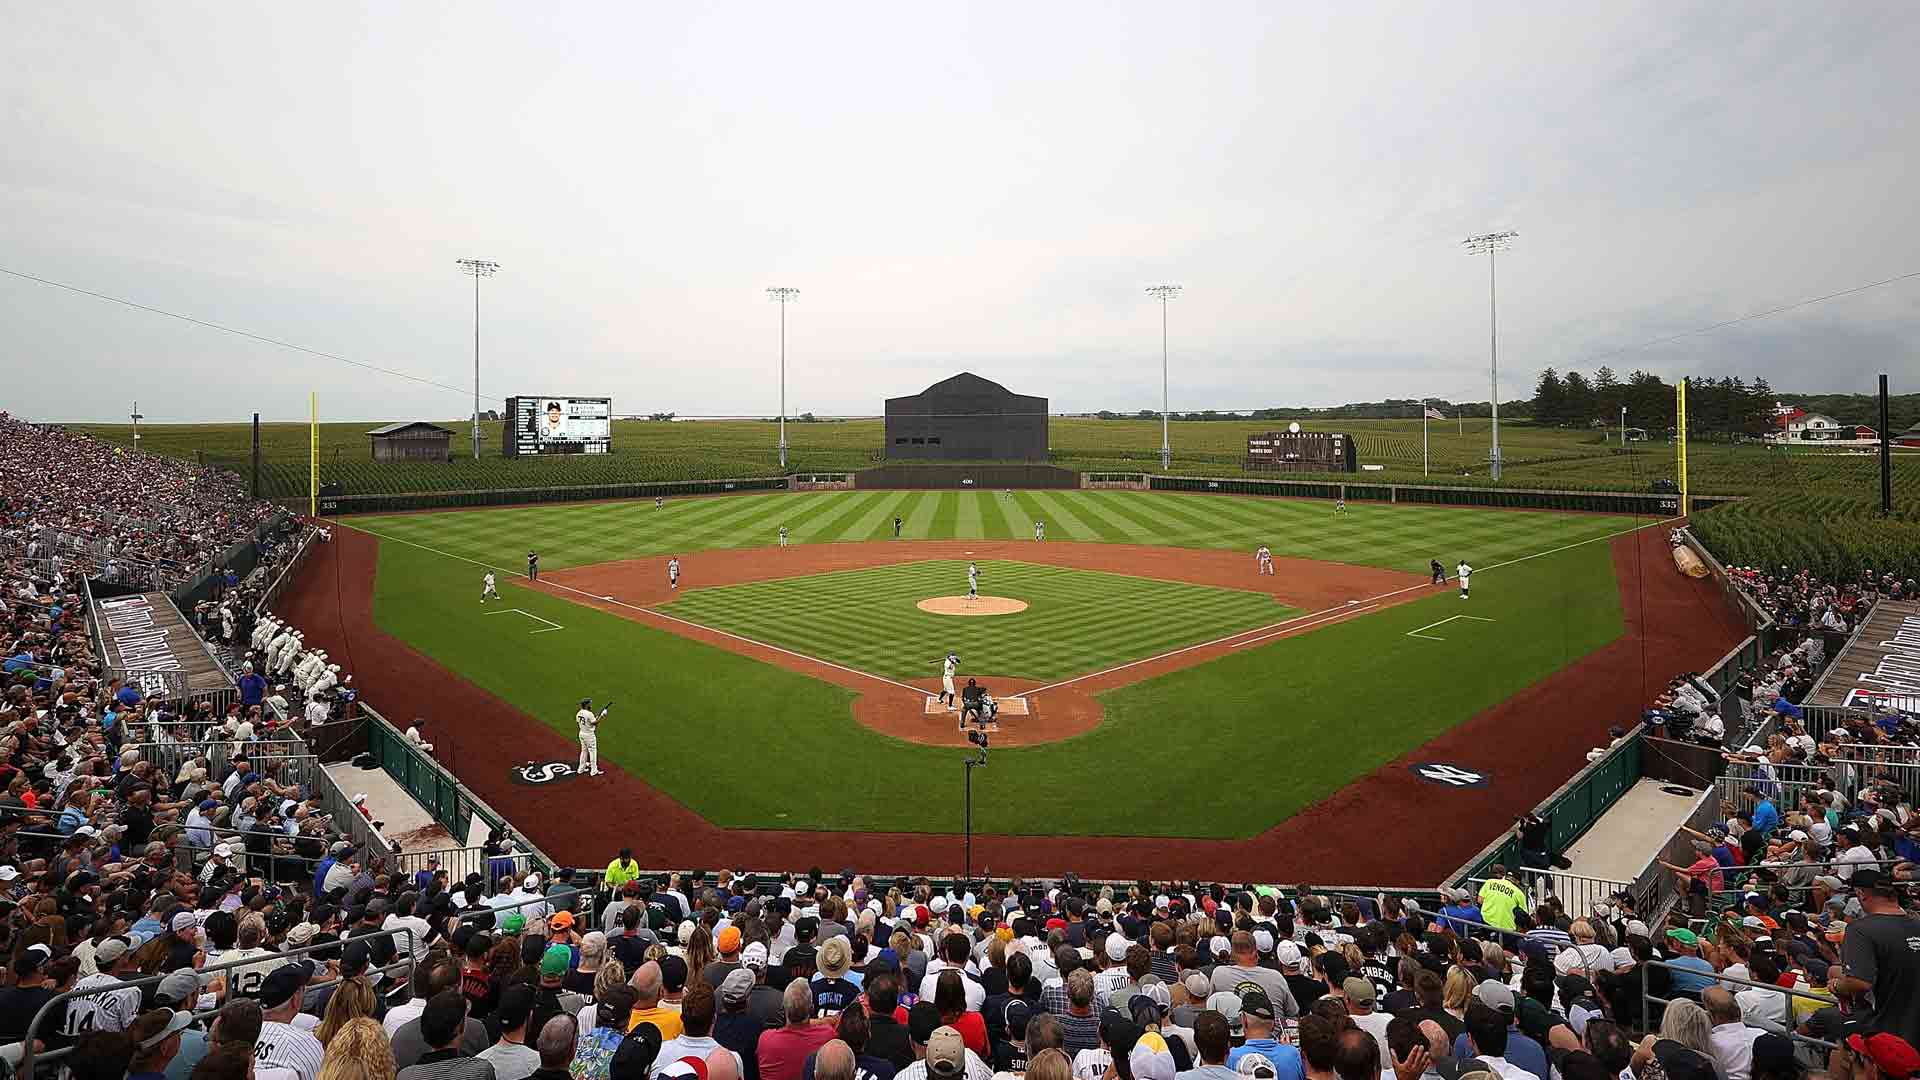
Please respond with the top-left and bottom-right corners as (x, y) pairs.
(483, 607), (565, 634)
(348, 513), (1679, 702)
(1404, 614), (1494, 641)
(1020, 515), (1680, 695)
(350, 526), (927, 696)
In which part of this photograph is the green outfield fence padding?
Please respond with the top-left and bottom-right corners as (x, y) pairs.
(317, 476), (789, 514)
(1460, 729), (1645, 885)
(1151, 475), (1741, 516)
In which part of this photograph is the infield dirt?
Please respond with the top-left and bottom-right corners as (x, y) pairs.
(280, 524), (1745, 881)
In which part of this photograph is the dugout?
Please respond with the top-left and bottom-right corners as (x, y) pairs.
(884, 372), (1048, 461)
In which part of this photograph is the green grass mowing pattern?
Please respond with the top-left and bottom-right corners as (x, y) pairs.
(353, 491), (1639, 576)
(370, 530), (1625, 837)
(663, 560), (1295, 681)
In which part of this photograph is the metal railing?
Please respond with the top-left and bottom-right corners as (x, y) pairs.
(1638, 957), (1837, 1062)
(12, 924), (419, 1080)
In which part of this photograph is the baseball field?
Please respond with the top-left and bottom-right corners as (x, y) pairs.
(272, 487), (1753, 879)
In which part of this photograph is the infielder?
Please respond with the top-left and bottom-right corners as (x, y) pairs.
(482, 571), (499, 602)
(1430, 559), (1446, 586)
(527, 551), (540, 581)
(966, 562), (979, 600)
(1457, 560), (1473, 599)
(935, 652), (960, 707)
(575, 697), (610, 776)
(654, 496), (664, 509)
(778, 526), (789, 548)
(667, 557), (680, 590)
(1033, 520), (1045, 542)
(1255, 545), (1274, 575)
(893, 515), (903, 539)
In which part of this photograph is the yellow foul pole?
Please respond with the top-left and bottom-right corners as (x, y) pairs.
(309, 392), (318, 518)
(1675, 378), (1689, 517)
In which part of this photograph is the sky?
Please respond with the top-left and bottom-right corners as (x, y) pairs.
(3, 2), (1918, 423)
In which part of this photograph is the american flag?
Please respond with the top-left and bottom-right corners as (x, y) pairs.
(1424, 406), (1446, 420)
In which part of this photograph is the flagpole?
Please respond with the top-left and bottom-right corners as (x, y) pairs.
(1423, 399), (1429, 476)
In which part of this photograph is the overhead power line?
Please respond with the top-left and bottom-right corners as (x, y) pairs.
(1575, 269), (1920, 367)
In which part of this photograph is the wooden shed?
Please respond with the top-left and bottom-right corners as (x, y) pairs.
(367, 421), (455, 462)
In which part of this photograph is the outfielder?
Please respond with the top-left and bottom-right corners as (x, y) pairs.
(575, 698), (610, 776)
(1255, 545), (1274, 575)
(482, 571), (499, 602)
(667, 557), (681, 590)
(778, 526), (789, 548)
(527, 551), (540, 581)
(1457, 560), (1473, 599)
(893, 515), (903, 539)
(1033, 520), (1045, 542)
(936, 651), (960, 707)
(1334, 496), (1347, 514)
(967, 562), (979, 600)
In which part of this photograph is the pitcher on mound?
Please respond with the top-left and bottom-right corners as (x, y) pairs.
(967, 562), (979, 601)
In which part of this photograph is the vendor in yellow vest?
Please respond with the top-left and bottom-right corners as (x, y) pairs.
(1478, 865), (1528, 931)
(604, 847), (642, 890)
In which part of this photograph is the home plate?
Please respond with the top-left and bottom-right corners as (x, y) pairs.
(923, 696), (1031, 716)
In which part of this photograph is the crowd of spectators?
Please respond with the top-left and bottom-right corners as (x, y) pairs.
(1724, 566), (1902, 635)
(0, 415), (276, 591)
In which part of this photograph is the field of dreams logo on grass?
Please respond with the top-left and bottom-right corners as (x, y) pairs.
(510, 760), (580, 786)
(1409, 763), (1489, 788)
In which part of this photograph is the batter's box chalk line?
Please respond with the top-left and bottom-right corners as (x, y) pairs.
(1404, 614), (1494, 641)
(484, 607), (565, 634)
(923, 696), (1030, 716)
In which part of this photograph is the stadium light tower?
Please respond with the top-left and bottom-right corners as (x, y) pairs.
(457, 259), (501, 461)
(767, 287), (800, 469)
(1146, 285), (1182, 470)
(129, 400), (143, 447)
(1462, 232), (1515, 480)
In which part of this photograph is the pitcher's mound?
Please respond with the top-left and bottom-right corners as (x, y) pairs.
(917, 595), (1029, 616)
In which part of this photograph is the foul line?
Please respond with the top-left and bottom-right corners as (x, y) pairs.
(1405, 614), (1495, 641)
(1021, 515), (1682, 696)
(351, 513), (1681, 702)
(484, 607), (565, 634)
(351, 526), (926, 696)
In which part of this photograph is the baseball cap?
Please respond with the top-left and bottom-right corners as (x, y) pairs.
(927, 1027), (967, 1078)
(717, 926), (741, 953)
(1004, 1000), (1034, 1039)
(259, 961), (315, 1009)
(541, 943), (572, 978)
(1473, 980), (1515, 1012)
(1752, 1034), (1805, 1079)
(550, 911), (575, 930)
(94, 936), (131, 965)
(741, 941), (768, 970)
(1849, 1033), (1920, 1080)
(1182, 971), (1211, 1000)
(1342, 976), (1377, 1004)
(1131, 1041), (1177, 1080)
(1206, 991), (1244, 1034)
(1237, 984), (1276, 1021)
(719, 968), (754, 1008)
(613, 1023), (665, 1080)
(1106, 934), (1131, 962)
(137, 1010), (196, 1051)
(1235, 1053), (1277, 1079)
(170, 911), (199, 933)
(501, 912), (527, 934)
(156, 971), (201, 1007)
(1666, 928), (1700, 947)
(1853, 868), (1892, 892)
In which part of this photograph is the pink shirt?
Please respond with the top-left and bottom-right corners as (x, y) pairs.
(756, 1023), (837, 1080)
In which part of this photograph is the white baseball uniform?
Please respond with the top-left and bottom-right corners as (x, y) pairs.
(668, 558), (680, 590)
(483, 572), (498, 600)
(1256, 546), (1273, 575)
(576, 705), (608, 775)
(1034, 521), (1045, 541)
(967, 564), (978, 598)
(940, 654), (959, 705)
(779, 527), (789, 548)
(1457, 562), (1473, 598)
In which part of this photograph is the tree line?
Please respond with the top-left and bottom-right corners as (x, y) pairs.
(1530, 368), (1779, 439)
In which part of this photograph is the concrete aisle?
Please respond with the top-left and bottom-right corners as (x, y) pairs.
(1559, 777), (1705, 882)
(324, 761), (455, 853)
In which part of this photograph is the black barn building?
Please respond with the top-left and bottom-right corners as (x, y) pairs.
(883, 373), (1048, 461)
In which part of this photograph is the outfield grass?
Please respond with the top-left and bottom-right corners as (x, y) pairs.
(664, 560), (1295, 681)
(353, 490), (1639, 577)
(368, 514), (1627, 838)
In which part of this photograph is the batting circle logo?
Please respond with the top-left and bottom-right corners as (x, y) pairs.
(511, 761), (578, 786)
(1409, 762), (1489, 788)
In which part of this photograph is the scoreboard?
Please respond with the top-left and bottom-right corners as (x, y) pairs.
(504, 396), (612, 456)
(1246, 429), (1357, 473)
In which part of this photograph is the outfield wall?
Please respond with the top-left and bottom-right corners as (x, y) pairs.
(314, 475), (788, 514)
(1154, 474), (1742, 515)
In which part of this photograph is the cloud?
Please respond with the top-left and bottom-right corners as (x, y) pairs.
(2, 1), (1917, 422)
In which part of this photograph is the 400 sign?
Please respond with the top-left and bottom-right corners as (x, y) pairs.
(510, 761), (580, 786)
